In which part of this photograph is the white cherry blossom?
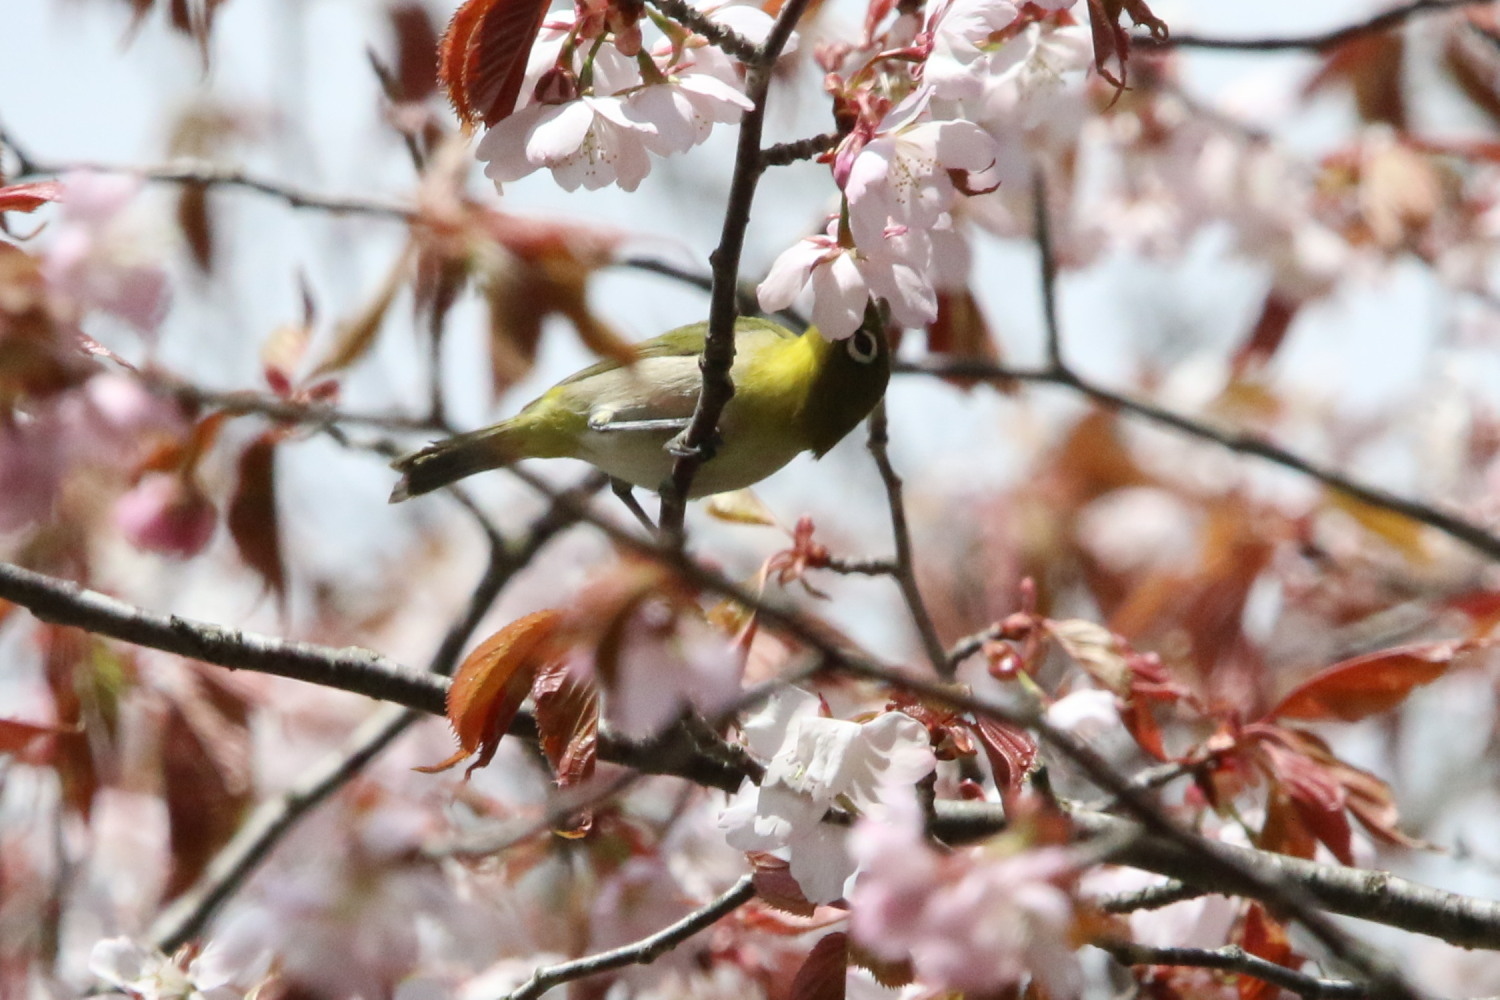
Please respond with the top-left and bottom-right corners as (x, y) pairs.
(718, 688), (935, 903)
(478, 95), (658, 192)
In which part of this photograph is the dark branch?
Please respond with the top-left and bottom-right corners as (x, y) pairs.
(1141, 0), (1484, 52)
(659, 0), (815, 538)
(1095, 939), (1368, 999)
(13, 154), (413, 220)
(867, 401), (950, 676)
(896, 358), (1500, 565)
(504, 876), (756, 1000)
(0, 561), (446, 714)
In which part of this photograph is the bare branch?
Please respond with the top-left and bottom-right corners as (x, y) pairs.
(1140, 0), (1485, 52)
(1093, 878), (1204, 914)
(0, 561), (446, 714)
(645, 0), (760, 63)
(659, 0), (816, 538)
(867, 401), (950, 677)
(896, 358), (1500, 565)
(504, 876), (756, 1000)
(760, 132), (842, 167)
(1095, 938), (1368, 999)
(13, 151), (413, 221)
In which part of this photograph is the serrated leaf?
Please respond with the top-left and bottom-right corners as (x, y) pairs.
(533, 657), (599, 836)
(421, 610), (563, 777)
(1048, 619), (1131, 695)
(1238, 904), (1297, 1000)
(1268, 640), (1474, 723)
(970, 715), (1037, 796)
(748, 852), (817, 917)
(438, 0), (553, 127)
(789, 932), (847, 1000)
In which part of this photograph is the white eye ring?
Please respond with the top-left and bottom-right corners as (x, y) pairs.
(846, 329), (879, 363)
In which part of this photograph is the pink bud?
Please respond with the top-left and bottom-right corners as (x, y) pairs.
(114, 472), (217, 558)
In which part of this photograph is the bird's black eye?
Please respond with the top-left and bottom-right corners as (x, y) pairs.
(845, 329), (879, 364)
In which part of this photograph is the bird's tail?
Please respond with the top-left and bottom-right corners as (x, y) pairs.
(388, 423), (523, 502)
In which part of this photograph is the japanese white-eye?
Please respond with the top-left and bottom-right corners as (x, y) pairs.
(389, 316), (889, 502)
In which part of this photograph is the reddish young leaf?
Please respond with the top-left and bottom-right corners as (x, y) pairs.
(1238, 904), (1297, 1000)
(788, 932), (848, 1000)
(0, 718), (71, 764)
(1305, 32), (1407, 129)
(1255, 736), (1352, 865)
(421, 610), (563, 777)
(846, 941), (913, 989)
(227, 432), (286, 602)
(438, 0), (553, 127)
(389, 2), (441, 103)
(160, 672), (254, 900)
(970, 714), (1037, 796)
(1229, 292), (1298, 379)
(748, 852), (817, 917)
(1083, 0), (1168, 92)
(532, 657), (599, 835)
(1267, 640), (1475, 723)
(0, 181), (63, 215)
(177, 181), (214, 272)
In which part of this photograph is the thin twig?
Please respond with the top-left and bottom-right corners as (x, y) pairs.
(896, 357), (1500, 565)
(1095, 939), (1368, 999)
(646, 0), (760, 62)
(1141, 0), (1484, 52)
(504, 876), (756, 1000)
(1093, 878), (1205, 914)
(824, 555), (898, 576)
(14, 155), (413, 220)
(866, 401), (950, 677)
(1033, 170), (1064, 372)
(760, 132), (842, 167)
(659, 0), (815, 539)
(945, 622), (1003, 670)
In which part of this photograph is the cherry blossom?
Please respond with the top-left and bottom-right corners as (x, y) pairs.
(718, 688), (935, 903)
(848, 794), (1083, 998)
(478, 96), (659, 192)
(114, 471), (218, 558)
(841, 92), (998, 251)
(758, 219), (937, 339)
(40, 172), (170, 335)
(633, 75), (754, 156)
(88, 938), (244, 1000)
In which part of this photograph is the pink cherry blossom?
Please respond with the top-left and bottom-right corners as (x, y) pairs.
(758, 220), (937, 339)
(633, 75), (754, 156)
(719, 689), (935, 903)
(478, 96), (658, 192)
(114, 472), (218, 558)
(88, 938), (245, 1000)
(41, 172), (170, 335)
(843, 94), (998, 252)
(849, 794), (1083, 998)
(922, 0), (1022, 100)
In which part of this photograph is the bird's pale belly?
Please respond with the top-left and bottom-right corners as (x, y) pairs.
(574, 422), (805, 497)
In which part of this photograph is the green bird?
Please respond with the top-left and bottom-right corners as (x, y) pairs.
(389, 316), (890, 505)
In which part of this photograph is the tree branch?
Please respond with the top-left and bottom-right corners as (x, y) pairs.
(867, 401), (950, 677)
(895, 358), (1500, 565)
(12, 150), (413, 221)
(1095, 938), (1368, 999)
(0, 562), (447, 714)
(504, 876), (756, 1000)
(659, 0), (815, 539)
(1139, 0), (1485, 52)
